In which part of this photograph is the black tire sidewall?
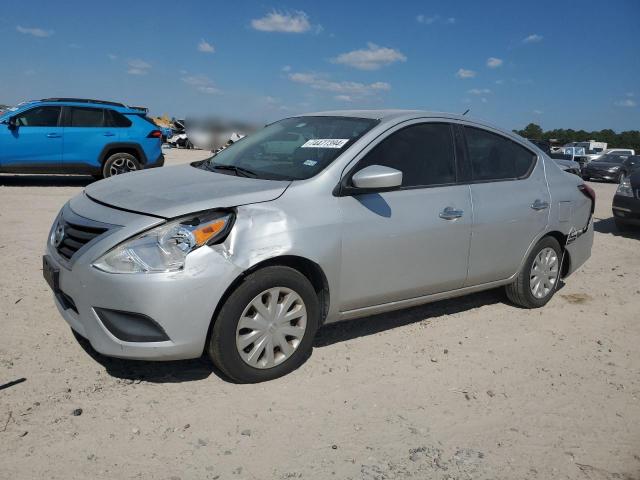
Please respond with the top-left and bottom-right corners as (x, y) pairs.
(102, 153), (141, 178)
(209, 266), (320, 383)
(521, 237), (562, 307)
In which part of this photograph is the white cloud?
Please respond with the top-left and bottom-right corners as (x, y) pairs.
(486, 57), (503, 68)
(127, 59), (151, 75)
(197, 39), (215, 53)
(456, 68), (476, 79)
(282, 65), (292, 72)
(335, 95), (353, 102)
(251, 11), (313, 33)
(533, 110), (543, 114)
(495, 79), (504, 85)
(468, 88), (491, 95)
(16, 25), (53, 37)
(523, 34), (543, 43)
(289, 72), (390, 99)
(416, 15), (455, 25)
(614, 99), (637, 107)
(108, 54), (118, 61)
(332, 43), (407, 70)
(182, 74), (220, 94)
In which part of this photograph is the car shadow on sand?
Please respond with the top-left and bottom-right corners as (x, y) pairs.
(594, 216), (640, 239)
(0, 174), (95, 187)
(72, 331), (217, 383)
(314, 288), (505, 347)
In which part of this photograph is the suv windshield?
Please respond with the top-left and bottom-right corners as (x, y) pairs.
(200, 116), (378, 180)
(594, 154), (627, 163)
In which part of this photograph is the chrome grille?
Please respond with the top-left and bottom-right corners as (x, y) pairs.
(56, 220), (107, 260)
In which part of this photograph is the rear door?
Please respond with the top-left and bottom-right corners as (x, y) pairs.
(338, 121), (472, 312)
(0, 105), (63, 171)
(461, 125), (550, 285)
(62, 107), (115, 172)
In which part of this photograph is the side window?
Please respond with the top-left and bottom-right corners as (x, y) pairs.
(464, 126), (536, 181)
(106, 110), (132, 128)
(14, 106), (61, 127)
(356, 123), (456, 187)
(68, 107), (105, 127)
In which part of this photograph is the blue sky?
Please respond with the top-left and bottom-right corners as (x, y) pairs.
(1, 0), (639, 131)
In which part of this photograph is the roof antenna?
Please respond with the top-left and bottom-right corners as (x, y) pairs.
(462, 108), (470, 116)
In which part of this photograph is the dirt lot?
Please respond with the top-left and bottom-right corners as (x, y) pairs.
(1, 148), (639, 480)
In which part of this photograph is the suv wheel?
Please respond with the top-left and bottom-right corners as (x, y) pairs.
(208, 266), (319, 383)
(505, 236), (562, 308)
(103, 152), (141, 178)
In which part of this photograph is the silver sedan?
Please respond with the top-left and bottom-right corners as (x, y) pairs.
(44, 110), (594, 382)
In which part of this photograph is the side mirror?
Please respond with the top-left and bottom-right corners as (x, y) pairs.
(351, 165), (403, 190)
(5, 117), (17, 130)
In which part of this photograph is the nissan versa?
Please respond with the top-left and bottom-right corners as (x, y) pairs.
(44, 110), (595, 383)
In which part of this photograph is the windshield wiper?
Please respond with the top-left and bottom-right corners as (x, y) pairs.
(209, 164), (257, 178)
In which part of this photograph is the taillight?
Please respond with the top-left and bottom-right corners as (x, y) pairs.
(147, 130), (162, 139)
(578, 184), (596, 214)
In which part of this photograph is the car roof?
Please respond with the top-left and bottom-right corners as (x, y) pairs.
(297, 109), (523, 143)
(9, 98), (144, 114)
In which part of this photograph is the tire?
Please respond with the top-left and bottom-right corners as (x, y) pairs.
(102, 152), (141, 178)
(207, 266), (320, 383)
(505, 236), (562, 309)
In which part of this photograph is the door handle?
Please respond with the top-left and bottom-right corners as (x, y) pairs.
(46, 133), (61, 138)
(530, 199), (550, 210)
(103, 132), (115, 137)
(439, 206), (464, 220)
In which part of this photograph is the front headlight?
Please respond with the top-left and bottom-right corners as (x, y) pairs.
(616, 177), (633, 197)
(93, 210), (234, 274)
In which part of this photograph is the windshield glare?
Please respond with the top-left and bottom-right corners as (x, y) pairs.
(203, 116), (378, 180)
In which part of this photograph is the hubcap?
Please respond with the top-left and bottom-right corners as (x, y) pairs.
(109, 157), (138, 176)
(235, 287), (307, 369)
(530, 247), (559, 299)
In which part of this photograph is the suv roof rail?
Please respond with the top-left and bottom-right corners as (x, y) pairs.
(40, 98), (127, 108)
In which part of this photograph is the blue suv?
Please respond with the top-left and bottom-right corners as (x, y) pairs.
(0, 98), (164, 178)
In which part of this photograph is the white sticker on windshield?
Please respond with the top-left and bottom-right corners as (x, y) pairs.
(303, 159), (317, 166)
(301, 139), (349, 149)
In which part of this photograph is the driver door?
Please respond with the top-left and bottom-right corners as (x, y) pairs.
(0, 105), (63, 172)
(337, 122), (472, 312)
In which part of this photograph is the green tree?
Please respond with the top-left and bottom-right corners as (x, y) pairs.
(516, 123), (544, 139)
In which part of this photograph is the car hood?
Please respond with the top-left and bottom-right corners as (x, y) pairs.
(586, 162), (620, 169)
(85, 164), (291, 218)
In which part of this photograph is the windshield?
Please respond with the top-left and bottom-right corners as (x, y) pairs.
(594, 153), (627, 163)
(201, 116), (378, 180)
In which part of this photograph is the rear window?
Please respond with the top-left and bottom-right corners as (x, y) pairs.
(464, 126), (536, 181)
(68, 107), (105, 127)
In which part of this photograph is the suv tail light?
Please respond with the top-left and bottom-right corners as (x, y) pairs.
(578, 184), (596, 215)
(147, 130), (162, 139)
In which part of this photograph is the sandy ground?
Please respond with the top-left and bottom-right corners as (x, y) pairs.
(1, 148), (639, 480)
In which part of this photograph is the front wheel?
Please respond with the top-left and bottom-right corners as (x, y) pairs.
(505, 236), (562, 308)
(207, 266), (319, 383)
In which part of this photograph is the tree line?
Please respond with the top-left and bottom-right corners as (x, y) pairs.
(513, 123), (640, 152)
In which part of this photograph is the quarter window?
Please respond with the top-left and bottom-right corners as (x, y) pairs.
(356, 123), (456, 187)
(106, 110), (132, 127)
(13, 106), (61, 127)
(464, 126), (536, 181)
(68, 107), (105, 127)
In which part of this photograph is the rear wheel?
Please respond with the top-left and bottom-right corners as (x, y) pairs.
(207, 266), (319, 383)
(102, 152), (141, 178)
(505, 237), (562, 308)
